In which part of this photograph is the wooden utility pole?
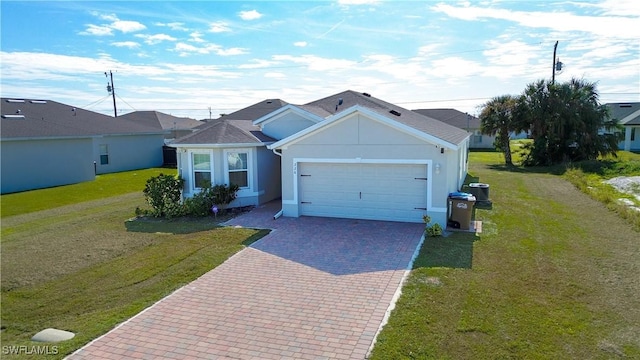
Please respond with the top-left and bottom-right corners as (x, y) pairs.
(105, 71), (117, 117)
(552, 41), (558, 85)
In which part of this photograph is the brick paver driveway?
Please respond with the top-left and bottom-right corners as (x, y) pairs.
(68, 202), (424, 360)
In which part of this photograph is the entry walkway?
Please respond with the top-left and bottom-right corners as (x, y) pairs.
(68, 203), (424, 359)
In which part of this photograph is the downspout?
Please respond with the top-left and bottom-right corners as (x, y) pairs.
(271, 148), (284, 220)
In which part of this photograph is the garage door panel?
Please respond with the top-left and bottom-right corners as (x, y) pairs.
(299, 162), (428, 223)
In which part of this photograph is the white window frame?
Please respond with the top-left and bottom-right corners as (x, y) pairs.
(223, 148), (253, 195)
(99, 144), (109, 165)
(189, 150), (214, 191)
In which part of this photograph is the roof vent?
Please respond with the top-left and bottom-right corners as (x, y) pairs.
(6, 99), (25, 103)
(620, 104), (632, 108)
(2, 114), (25, 119)
(30, 100), (47, 104)
(266, 100), (273, 104)
(389, 109), (401, 116)
(362, 92), (371, 97)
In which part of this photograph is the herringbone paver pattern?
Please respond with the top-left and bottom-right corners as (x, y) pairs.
(68, 202), (424, 359)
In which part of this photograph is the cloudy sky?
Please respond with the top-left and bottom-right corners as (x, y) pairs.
(1, 0), (638, 120)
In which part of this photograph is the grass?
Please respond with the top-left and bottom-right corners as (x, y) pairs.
(0, 167), (175, 218)
(1, 169), (268, 359)
(370, 151), (640, 359)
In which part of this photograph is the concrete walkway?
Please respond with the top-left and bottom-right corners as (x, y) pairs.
(68, 203), (424, 359)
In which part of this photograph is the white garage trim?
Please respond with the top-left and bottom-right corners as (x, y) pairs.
(292, 158), (434, 222)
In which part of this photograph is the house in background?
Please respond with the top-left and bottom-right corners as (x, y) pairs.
(172, 91), (471, 226)
(607, 102), (640, 151)
(413, 108), (495, 149)
(1, 98), (166, 194)
(120, 111), (202, 143)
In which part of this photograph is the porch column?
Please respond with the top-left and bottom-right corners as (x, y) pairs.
(624, 126), (632, 151)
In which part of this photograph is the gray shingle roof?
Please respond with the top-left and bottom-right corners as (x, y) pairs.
(607, 102), (640, 126)
(1, 98), (165, 139)
(304, 90), (470, 145)
(412, 108), (479, 130)
(120, 111), (202, 130)
(172, 119), (275, 145)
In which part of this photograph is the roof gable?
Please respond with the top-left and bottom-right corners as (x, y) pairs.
(269, 105), (465, 150)
(300, 90), (470, 145)
(607, 102), (640, 125)
(1, 98), (165, 139)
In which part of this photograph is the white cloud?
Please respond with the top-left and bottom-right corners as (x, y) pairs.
(189, 31), (206, 43)
(172, 43), (248, 57)
(338, 0), (380, 5)
(209, 21), (231, 33)
(110, 20), (146, 33)
(431, 3), (640, 39)
(239, 10), (263, 21)
(156, 22), (189, 31)
(272, 54), (357, 72)
(79, 24), (113, 36)
(294, 41), (308, 47)
(135, 33), (177, 45)
(264, 72), (286, 79)
(80, 13), (146, 36)
(111, 41), (140, 49)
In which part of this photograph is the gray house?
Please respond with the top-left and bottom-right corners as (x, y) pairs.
(119, 111), (202, 143)
(1, 98), (166, 194)
(607, 102), (640, 151)
(172, 91), (471, 225)
(413, 108), (497, 149)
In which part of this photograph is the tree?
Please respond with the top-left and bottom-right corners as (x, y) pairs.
(518, 78), (622, 166)
(479, 95), (520, 166)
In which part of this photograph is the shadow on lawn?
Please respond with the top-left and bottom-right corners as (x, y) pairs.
(413, 232), (480, 269)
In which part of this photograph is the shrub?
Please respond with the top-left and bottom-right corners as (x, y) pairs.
(182, 183), (240, 217)
(423, 215), (443, 237)
(211, 184), (240, 211)
(142, 174), (184, 218)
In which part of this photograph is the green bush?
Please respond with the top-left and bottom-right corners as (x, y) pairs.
(142, 174), (184, 218)
(423, 215), (443, 237)
(211, 183), (240, 211)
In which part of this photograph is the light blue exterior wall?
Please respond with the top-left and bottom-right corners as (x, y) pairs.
(1, 138), (95, 194)
(176, 145), (281, 208)
(261, 112), (317, 140)
(93, 134), (164, 175)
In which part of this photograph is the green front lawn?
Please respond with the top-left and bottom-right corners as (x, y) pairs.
(0, 167), (175, 218)
(1, 169), (267, 359)
(370, 151), (640, 359)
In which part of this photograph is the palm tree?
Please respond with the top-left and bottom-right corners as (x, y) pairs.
(479, 95), (519, 166)
(518, 78), (622, 165)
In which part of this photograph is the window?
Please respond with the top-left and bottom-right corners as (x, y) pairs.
(632, 128), (636, 141)
(99, 144), (109, 165)
(226, 150), (249, 188)
(192, 152), (212, 189)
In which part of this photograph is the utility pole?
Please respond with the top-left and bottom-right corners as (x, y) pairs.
(551, 41), (558, 84)
(105, 71), (117, 117)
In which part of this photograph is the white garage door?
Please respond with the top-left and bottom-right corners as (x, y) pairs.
(298, 162), (428, 223)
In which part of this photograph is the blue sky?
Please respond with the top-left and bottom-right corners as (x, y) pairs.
(1, 0), (638, 119)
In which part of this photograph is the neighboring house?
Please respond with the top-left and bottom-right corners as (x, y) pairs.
(172, 91), (471, 225)
(120, 111), (202, 143)
(607, 102), (640, 151)
(1, 98), (166, 194)
(413, 108), (495, 148)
